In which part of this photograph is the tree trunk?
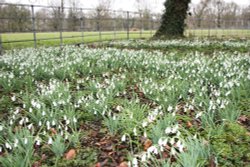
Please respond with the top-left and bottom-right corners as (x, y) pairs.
(154, 0), (191, 38)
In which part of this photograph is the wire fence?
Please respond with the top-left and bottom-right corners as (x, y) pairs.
(0, 3), (250, 53)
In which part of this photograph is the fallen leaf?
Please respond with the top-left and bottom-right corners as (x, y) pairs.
(209, 156), (216, 167)
(50, 128), (57, 135)
(165, 144), (171, 150)
(95, 162), (101, 167)
(239, 115), (248, 122)
(162, 152), (169, 159)
(144, 139), (152, 151)
(118, 161), (128, 167)
(186, 121), (192, 128)
(65, 149), (76, 160)
(32, 161), (41, 167)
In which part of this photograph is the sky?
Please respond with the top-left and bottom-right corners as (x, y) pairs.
(4, 0), (250, 13)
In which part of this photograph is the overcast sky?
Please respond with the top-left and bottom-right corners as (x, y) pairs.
(5, 0), (250, 13)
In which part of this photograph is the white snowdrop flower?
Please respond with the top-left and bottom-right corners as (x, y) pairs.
(216, 99), (221, 104)
(25, 117), (29, 123)
(220, 102), (225, 109)
(24, 138), (28, 145)
(195, 112), (203, 119)
(60, 131), (64, 136)
(172, 111), (176, 117)
(10, 119), (13, 125)
(38, 121), (42, 126)
(52, 120), (56, 126)
(73, 117), (77, 123)
(158, 138), (164, 146)
(14, 108), (20, 115)
(142, 121), (148, 127)
(42, 111), (46, 116)
(127, 161), (132, 167)
(52, 101), (57, 107)
(143, 131), (147, 138)
(193, 134), (197, 139)
(133, 128), (137, 136)
(225, 91), (231, 96)
(23, 104), (26, 109)
(163, 138), (168, 146)
(27, 124), (33, 130)
(171, 125), (178, 134)
(115, 105), (123, 112)
(19, 118), (24, 125)
(0, 146), (2, 152)
(14, 138), (19, 148)
(167, 105), (173, 112)
(66, 119), (70, 125)
(147, 146), (158, 154)
(141, 153), (147, 162)
(36, 103), (41, 109)
(170, 138), (175, 145)
(121, 134), (126, 142)
(132, 158), (138, 167)
(29, 108), (33, 113)
(11, 95), (16, 102)
(0, 125), (3, 131)
(170, 147), (176, 155)
(36, 139), (41, 146)
(65, 126), (68, 131)
(130, 113), (133, 119)
(48, 137), (53, 144)
(43, 131), (46, 135)
(112, 115), (116, 120)
(189, 105), (194, 110)
(65, 134), (69, 140)
(5, 142), (12, 150)
(63, 115), (67, 120)
(165, 127), (171, 134)
(176, 140), (182, 148)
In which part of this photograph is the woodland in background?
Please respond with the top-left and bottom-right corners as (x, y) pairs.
(0, 0), (249, 33)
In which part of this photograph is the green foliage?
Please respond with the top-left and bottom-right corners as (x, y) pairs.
(177, 137), (210, 167)
(210, 123), (250, 166)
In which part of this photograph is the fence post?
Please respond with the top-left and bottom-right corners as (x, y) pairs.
(150, 18), (153, 37)
(97, 9), (102, 42)
(127, 11), (130, 40)
(59, 7), (63, 48)
(0, 34), (2, 55)
(80, 17), (84, 44)
(140, 12), (142, 38)
(31, 5), (37, 48)
(113, 17), (117, 40)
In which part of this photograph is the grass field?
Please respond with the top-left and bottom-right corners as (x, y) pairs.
(0, 39), (249, 167)
(1, 29), (250, 50)
(1, 31), (154, 50)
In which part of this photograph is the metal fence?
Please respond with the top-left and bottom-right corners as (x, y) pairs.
(0, 3), (250, 53)
(0, 3), (161, 52)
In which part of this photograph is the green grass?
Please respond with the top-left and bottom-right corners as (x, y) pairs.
(1, 29), (250, 50)
(1, 31), (154, 50)
(185, 29), (250, 38)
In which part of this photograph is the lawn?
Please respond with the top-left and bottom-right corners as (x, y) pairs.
(0, 39), (249, 167)
(1, 29), (250, 50)
(1, 31), (154, 50)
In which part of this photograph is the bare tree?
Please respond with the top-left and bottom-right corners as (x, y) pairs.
(193, 0), (211, 28)
(211, 0), (226, 28)
(91, 0), (113, 31)
(223, 2), (239, 28)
